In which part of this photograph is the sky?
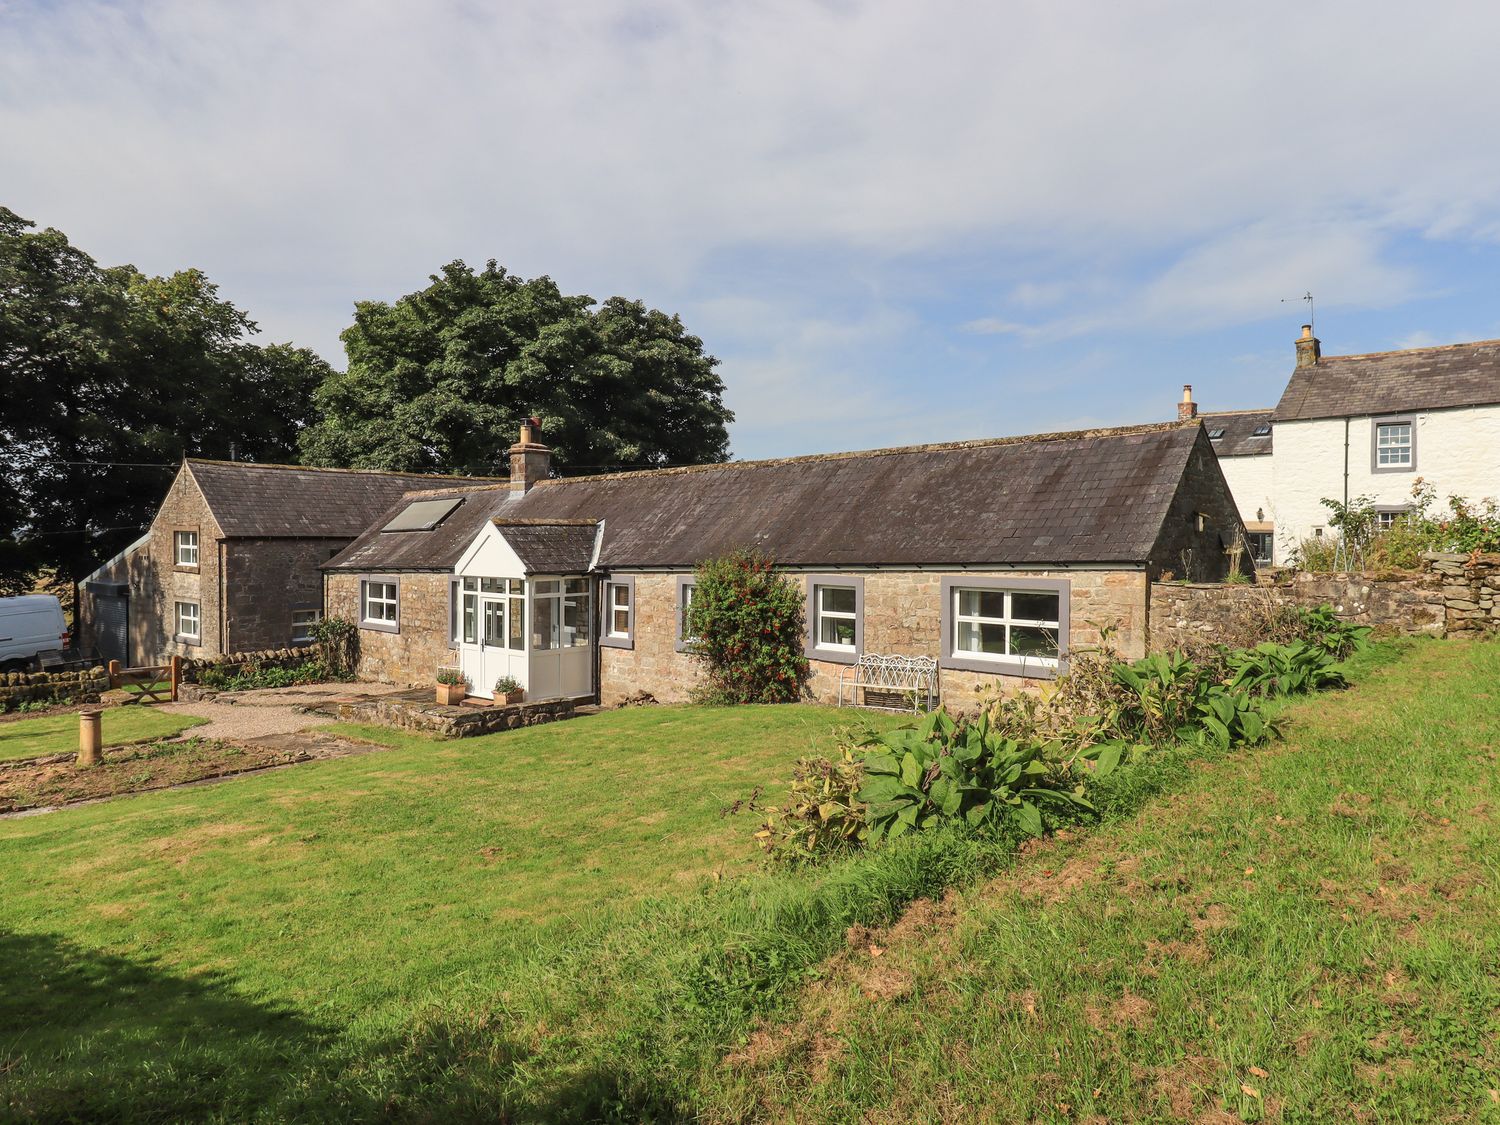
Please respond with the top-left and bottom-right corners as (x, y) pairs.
(4, 0), (1500, 461)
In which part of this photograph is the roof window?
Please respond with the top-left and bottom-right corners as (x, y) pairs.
(1252, 423), (1271, 437)
(381, 496), (463, 532)
(1207, 427), (1226, 440)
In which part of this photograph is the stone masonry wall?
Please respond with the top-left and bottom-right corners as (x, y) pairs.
(601, 568), (1149, 710)
(225, 537), (347, 651)
(0, 666), (110, 710)
(327, 571), (454, 686)
(1424, 551), (1500, 635)
(1149, 566), (1452, 652)
(130, 466), (225, 663)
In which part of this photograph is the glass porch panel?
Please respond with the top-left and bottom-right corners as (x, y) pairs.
(507, 596), (525, 650)
(532, 595), (560, 650)
(462, 593), (478, 644)
(482, 599), (505, 646)
(563, 593), (591, 646)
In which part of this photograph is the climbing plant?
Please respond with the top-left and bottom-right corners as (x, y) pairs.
(686, 551), (810, 705)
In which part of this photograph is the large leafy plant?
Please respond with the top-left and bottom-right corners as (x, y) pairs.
(686, 550), (810, 704)
(1225, 640), (1349, 698)
(856, 710), (1099, 840)
(754, 748), (867, 862)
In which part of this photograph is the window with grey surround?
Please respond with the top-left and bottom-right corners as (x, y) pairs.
(174, 530), (198, 567)
(291, 608), (322, 644)
(675, 577), (698, 652)
(1372, 418), (1415, 472)
(174, 601), (200, 642)
(360, 578), (399, 632)
(939, 576), (1069, 678)
(601, 578), (634, 649)
(805, 575), (864, 664)
(1375, 506), (1413, 532)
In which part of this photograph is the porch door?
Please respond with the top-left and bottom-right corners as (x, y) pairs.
(457, 579), (527, 699)
(528, 578), (593, 700)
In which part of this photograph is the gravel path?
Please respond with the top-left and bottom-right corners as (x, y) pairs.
(159, 683), (409, 741)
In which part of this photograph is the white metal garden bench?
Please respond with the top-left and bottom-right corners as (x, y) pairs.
(836, 653), (938, 713)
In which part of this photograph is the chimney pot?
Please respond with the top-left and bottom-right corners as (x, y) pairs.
(1177, 383), (1198, 422)
(1295, 325), (1321, 368)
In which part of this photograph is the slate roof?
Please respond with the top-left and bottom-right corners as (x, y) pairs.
(1272, 339), (1500, 422)
(1201, 410), (1273, 457)
(494, 520), (600, 575)
(185, 459), (490, 538)
(325, 422), (1207, 572)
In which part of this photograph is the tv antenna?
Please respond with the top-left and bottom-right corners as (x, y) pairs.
(1282, 291), (1314, 335)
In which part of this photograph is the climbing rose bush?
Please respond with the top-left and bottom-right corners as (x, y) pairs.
(686, 550), (811, 704)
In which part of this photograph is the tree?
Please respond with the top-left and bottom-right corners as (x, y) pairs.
(298, 261), (733, 474)
(685, 551), (810, 705)
(0, 206), (329, 602)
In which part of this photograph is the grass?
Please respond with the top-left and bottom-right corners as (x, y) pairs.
(1, 643), (1495, 1122)
(704, 638), (1500, 1123)
(0, 704), (895, 1120)
(0, 707), (206, 762)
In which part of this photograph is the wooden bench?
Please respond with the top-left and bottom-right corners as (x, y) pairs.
(836, 654), (938, 713)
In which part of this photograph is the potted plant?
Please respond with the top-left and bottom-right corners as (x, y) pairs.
(435, 667), (468, 705)
(494, 675), (523, 705)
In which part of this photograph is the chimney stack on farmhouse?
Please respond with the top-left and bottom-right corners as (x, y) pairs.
(1178, 385), (1197, 421)
(1295, 324), (1321, 368)
(507, 416), (551, 492)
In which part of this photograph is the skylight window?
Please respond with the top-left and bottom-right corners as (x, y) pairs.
(381, 496), (462, 532)
(1252, 423), (1271, 437)
(1207, 428), (1226, 440)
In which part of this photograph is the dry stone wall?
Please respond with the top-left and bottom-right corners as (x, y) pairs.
(0, 667), (110, 710)
(1424, 551), (1500, 635)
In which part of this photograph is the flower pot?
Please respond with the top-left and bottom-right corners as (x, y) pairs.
(501, 688), (524, 706)
(435, 682), (466, 705)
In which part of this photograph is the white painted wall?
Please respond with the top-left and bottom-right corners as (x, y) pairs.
(1217, 453), (1275, 528)
(1272, 404), (1500, 558)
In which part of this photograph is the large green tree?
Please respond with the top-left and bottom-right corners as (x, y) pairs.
(0, 206), (329, 599)
(298, 261), (733, 474)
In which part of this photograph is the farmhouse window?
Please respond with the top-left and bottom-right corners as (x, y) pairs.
(291, 608), (322, 644)
(939, 576), (1070, 678)
(1373, 419), (1414, 471)
(174, 531), (198, 567)
(360, 579), (398, 631)
(805, 575), (864, 665)
(175, 601), (200, 642)
(675, 578), (698, 652)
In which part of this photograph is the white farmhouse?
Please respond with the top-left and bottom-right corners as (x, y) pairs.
(1269, 328), (1500, 561)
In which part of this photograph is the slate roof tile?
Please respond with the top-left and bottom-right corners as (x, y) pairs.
(1272, 339), (1500, 422)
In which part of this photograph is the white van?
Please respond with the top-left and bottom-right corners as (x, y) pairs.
(0, 595), (71, 671)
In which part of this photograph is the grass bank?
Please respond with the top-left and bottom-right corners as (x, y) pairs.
(705, 637), (1500, 1122)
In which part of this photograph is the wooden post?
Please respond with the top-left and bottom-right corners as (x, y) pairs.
(77, 710), (102, 767)
(169, 655), (182, 702)
(108, 659), (121, 689)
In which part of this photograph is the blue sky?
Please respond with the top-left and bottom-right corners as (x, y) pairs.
(4, 0), (1500, 460)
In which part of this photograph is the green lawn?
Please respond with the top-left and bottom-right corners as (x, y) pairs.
(0, 704), (889, 1120)
(0, 707), (206, 762)
(707, 638), (1500, 1123)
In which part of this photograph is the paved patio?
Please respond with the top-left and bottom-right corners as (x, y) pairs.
(158, 682), (411, 741)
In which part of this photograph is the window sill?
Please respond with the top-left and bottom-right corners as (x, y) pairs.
(173, 565), (200, 574)
(808, 644), (860, 666)
(359, 619), (399, 635)
(940, 653), (1063, 679)
(600, 634), (634, 651)
(173, 634), (201, 647)
(1371, 464), (1415, 474)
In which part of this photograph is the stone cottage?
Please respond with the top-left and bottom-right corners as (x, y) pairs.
(77, 459), (483, 664)
(1174, 386), (1274, 565)
(323, 419), (1249, 708)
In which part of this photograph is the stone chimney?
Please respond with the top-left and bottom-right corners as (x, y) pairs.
(1177, 384), (1197, 422)
(506, 416), (551, 492)
(1295, 324), (1321, 368)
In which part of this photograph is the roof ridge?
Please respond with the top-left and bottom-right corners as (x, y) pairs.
(493, 518), (600, 527)
(1320, 337), (1500, 363)
(185, 457), (501, 482)
(526, 420), (1197, 489)
(1197, 408), (1272, 417)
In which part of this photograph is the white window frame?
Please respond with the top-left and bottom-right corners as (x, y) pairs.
(174, 600), (201, 643)
(174, 530), (199, 567)
(291, 608), (322, 644)
(600, 578), (634, 650)
(674, 577), (698, 652)
(1372, 417), (1415, 473)
(939, 576), (1069, 679)
(805, 575), (864, 665)
(360, 577), (399, 633)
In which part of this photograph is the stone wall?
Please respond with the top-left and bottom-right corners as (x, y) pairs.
(1149, 431), (1256, 583)
(330, 693), (575, 738)
(0, 666), (110, 710)
(180, 647), (322, 683)
(327, 571), (455, 685)
(1424, 551), (1500, 635)
(224, 537), (347, 651)
(129, 466), (226, 662)
(602, 568), (1150, 711)
(1149, 565), (1454, 652)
